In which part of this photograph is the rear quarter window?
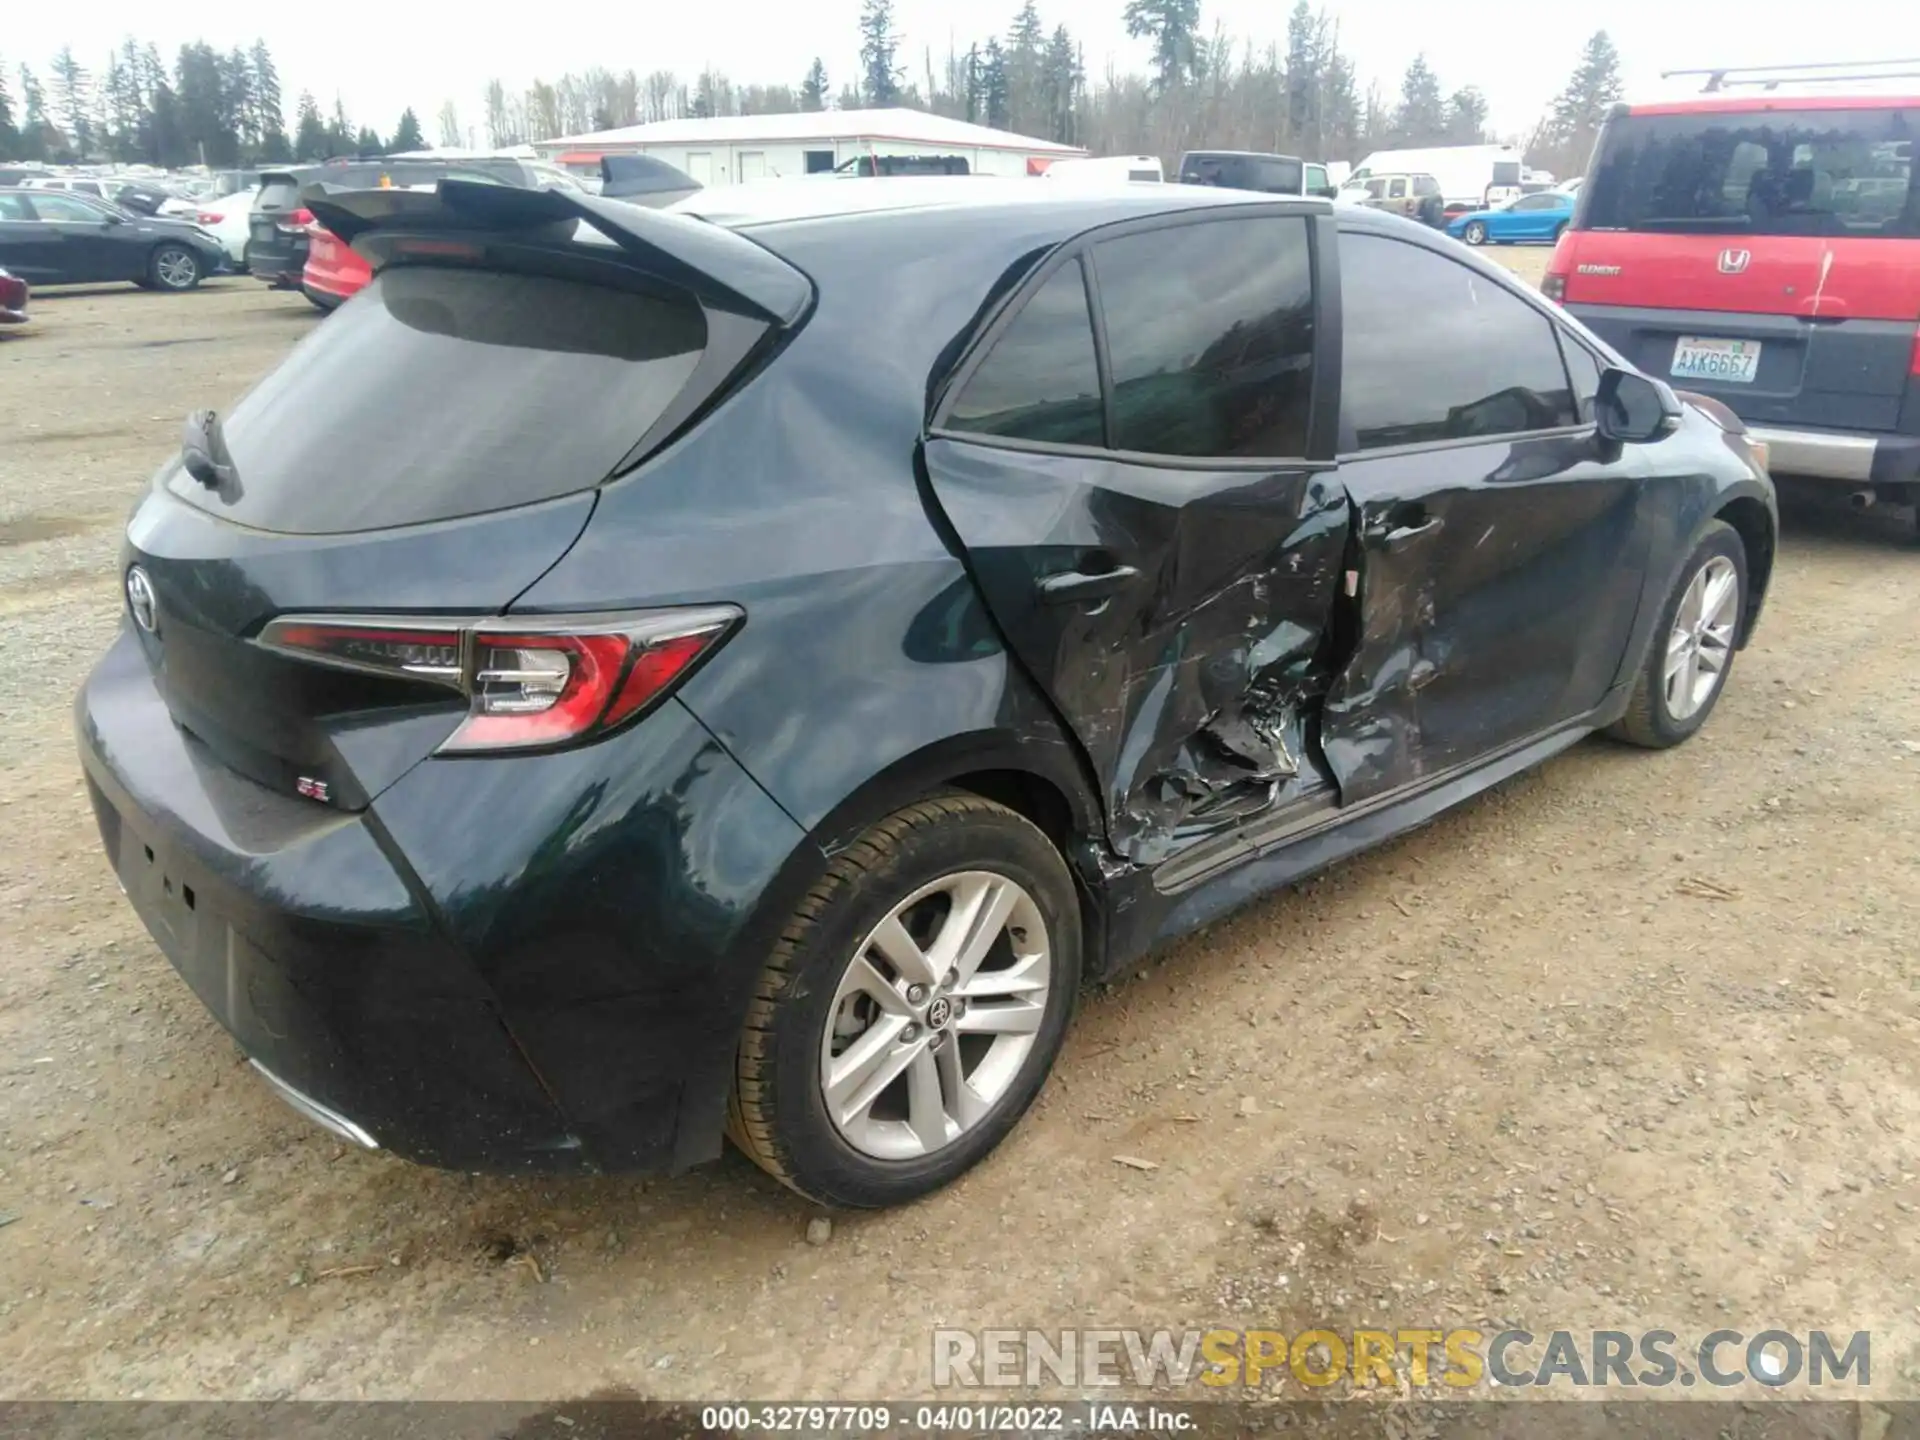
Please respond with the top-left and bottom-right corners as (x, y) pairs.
(172, 265), (708, 534)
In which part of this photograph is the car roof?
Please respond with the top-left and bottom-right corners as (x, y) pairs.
(672, 175), (1316, 233)
(1624, 91), (1920, 115)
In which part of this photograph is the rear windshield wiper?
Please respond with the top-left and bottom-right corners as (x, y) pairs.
(180, 408), (240, 492)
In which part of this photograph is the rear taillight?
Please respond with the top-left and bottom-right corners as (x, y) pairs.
(1542, 232), (1573, 303)
(198, 210), (223, 225)
(257, 607), (740, 755)
(275, 206), (314, 236)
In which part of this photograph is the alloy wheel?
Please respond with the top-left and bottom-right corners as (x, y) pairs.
(820, 870), (1051, 1160)
(1664, 555), (1739, 720)
(156, 248), (198, 289)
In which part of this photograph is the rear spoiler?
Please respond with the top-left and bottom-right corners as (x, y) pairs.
(301, 177), (811, 325)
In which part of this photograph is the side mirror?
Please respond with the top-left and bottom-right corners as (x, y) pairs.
(1595, 366), (1681, 445)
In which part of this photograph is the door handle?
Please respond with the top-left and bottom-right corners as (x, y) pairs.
(1036, 563), (1140, 603)
(1383, 516), (1443, 552)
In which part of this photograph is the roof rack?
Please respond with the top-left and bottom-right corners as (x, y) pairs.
(1662, 59), (1920, 92)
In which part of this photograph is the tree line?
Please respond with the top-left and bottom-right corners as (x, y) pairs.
(0, 14), (1623, 178)
(0, 40), (427, 166)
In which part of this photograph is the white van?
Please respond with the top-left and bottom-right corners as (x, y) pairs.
(1347, 144), (1527, 209)
(1040, 155), (1164, 185)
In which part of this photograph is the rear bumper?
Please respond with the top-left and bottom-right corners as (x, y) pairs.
(75, 625), (808, 1174)
(1745, 426), (1920, 488)
(248, 238), (308, 287)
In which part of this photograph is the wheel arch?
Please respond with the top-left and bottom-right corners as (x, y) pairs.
(1712, 490), (1775, 647)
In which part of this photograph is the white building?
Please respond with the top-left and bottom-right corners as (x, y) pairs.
(534, 108), (1084, 186)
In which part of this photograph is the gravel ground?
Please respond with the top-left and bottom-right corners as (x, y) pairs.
(2, 262), (1918, 1407)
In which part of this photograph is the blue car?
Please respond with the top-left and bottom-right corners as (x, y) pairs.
(1447, 192), (1575, 246)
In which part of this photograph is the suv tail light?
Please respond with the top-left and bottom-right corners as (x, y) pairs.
(275, 206), (314, 236)
(257, 606), (741, 755)
(1542, 236), (1571, 303)
(198, 210), (223, 225)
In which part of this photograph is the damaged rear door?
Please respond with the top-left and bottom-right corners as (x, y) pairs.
(1320, 231), (1652, 801)
(924, 208), (1349, 866)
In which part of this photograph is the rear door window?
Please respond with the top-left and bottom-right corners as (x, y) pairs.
(946, 260), (1104, 448)
(1339, 233), (1577, 449)
(1094, 216), (1316, 459)
(171, 265), (709, 534)
(1586, 107), (1917, 236)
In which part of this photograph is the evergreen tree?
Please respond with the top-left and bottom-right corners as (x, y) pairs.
(980, 38), (1009, 129)
(1005, 0), (1045, 136)
(1393, 53), (1446, 145)
(50, 47), (91, 157)
(1122, 0), (1200, 93)
(293, 90), (326, 160)
(325, 96), (354, 156)
(250, 41), (283, 145)
(1040, 26), (1081, 145)
(1284, 1), (1319, 149)
(389, 107), (424, 152)
(18, 65), (50, 161)
(0, 64), (17, 161)
(859, 0), (902, 105)
(799, 58), (828, 112)
(354, 125), (382, 155)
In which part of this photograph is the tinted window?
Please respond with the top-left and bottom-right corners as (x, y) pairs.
(1254, 157), (1304, 193)
(174, 265), (708, 534)
(1095, 217), (1315, 459)
(947, 260), (1103, 448)
(256, 175), (304, 210)
(1389, 178), (1407, 198)
(30, 193), (105, 222)
(1514, 195), (1557, 211)
(1586, 108), (1917, 237)
(1557, 335), (1604, 423)
(1339, 233), (1576, 450)
(0, 194), (30, 220)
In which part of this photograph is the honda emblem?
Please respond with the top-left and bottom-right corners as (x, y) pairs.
(1718, 248), (1751, 275)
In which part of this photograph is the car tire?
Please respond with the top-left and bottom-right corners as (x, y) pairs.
(149, 244), (202, 292)
(1463, 221), (1488, 245)
(727, 793), (1081, 1208)
(1608, 520), (1747, 749)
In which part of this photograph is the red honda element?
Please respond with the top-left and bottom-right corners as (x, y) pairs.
(1547, 73), (1920, 530)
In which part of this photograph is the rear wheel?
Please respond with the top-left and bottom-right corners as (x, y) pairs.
(1462, 221), (1489, 246)
(727, 794), (1080, 1208)
(1608, 521), (1747, 749)
(149, 244), (201, 292)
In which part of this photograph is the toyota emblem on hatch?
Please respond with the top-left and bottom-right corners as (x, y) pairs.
(125, 566), (157, 633)
(1717, 248), (1751, 275)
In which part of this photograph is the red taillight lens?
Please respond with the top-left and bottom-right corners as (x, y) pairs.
(276, 206), (314, 235)
(257, 608), (740, 755)
(198, 210), (223, 225)
(1542, 232), (1572, 303)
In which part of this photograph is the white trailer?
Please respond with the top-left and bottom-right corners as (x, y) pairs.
(1346, 144), (1527, 208)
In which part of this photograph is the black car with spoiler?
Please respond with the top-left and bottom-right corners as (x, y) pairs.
(79, 175), (1774, 1208)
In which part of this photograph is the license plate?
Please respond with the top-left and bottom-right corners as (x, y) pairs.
(251, 220), (274, 240)
(1671, 336), (1762, 385)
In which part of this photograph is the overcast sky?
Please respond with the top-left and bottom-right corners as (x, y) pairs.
(9, 1), (1912, 143)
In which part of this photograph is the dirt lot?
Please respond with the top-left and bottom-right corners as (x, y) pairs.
(3, 261), (1919, 1405)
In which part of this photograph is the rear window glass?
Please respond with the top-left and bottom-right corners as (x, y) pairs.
(1586, 107), (1917, 236)
(256, 176), (304, 209)
(173, 265), (707, 534)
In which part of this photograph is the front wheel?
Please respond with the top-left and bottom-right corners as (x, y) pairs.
(149, 244), (202, 292)
(1608, 521), (1747, 748)
(1462, 221), (1489, 246)
(727, 794), (1080, 1208)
